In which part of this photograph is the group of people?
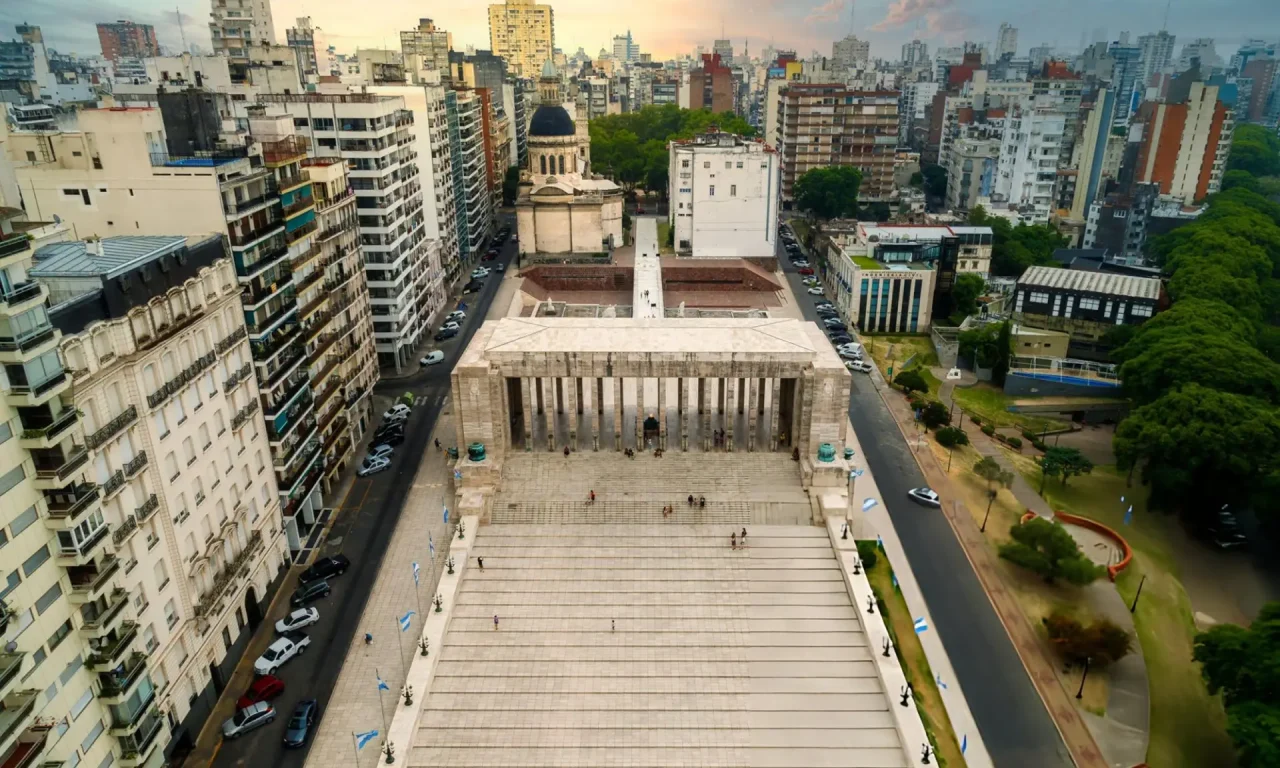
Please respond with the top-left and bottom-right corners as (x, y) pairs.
(712, 429), (728, 448)
(730, 528), (749, 550)
(686, 494), (706, 509)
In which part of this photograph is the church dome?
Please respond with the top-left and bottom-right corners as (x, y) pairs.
(529, 104), (575, 137)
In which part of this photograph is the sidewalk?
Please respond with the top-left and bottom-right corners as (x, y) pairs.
(866, 365), (1112, 768)
(302, 407), (460, 768)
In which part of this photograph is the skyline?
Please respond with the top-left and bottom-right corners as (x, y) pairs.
(3, 0), (1275, 64)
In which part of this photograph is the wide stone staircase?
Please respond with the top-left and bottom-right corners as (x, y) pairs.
(411, 524), (907, 767)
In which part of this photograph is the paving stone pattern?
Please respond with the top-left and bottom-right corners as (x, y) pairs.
(409, 524), (908, 767)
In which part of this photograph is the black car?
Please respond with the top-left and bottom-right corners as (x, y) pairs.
(299, 555), (350, 584)
(829, 334), (854, 345)
(372, 431), (404, 448)
(290, 580), (330, 607)
(284, 699), (318, 748)
(434, 328), (459, 342)
(462, 281), (482, 294)
(817, 309), (840, 318)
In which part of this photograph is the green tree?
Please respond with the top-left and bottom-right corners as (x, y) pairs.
(502, 166), (520, 207)
(935, 425), (968, 448)
(1114, 385), (1280, 522)
(992, 320), (1013, 384)
(998, 517), (1105, 585)
(1038, 446), (1093, 493)
(922, 164), (948, 197)
(893, 369), (929, 394)
(909, 171), (924, 188)
(1193, 602), (1280, 767)
(1044, 610), (1132, 666)
(919, 401), (951, 429)
(950, 272), (985, 320)
(1118, 333), (1280, 406)
(793, 166), (863, 223)
(1228, 125), (1280, 178)
(1113, 299), (1257, 363)
(973, 456), (1015, 522)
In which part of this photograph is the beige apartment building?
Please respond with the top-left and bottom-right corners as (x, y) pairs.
(209, 0), (277, 82)
(775, 84), (900, 204)
(487, 0), (555, 79)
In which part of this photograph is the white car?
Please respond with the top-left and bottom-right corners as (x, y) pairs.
(441, 321), (460, 332)
(907, 487), (942, 507)
(368, 444), (394, 461)
(254, 633), (310, 676)
(846, 360), (874, 373)
(222, 702), (275, 740)
(470, 269), (490, 279)
(420, 350), (445, 366)
(446, 310), (466, 322)
(275, 607), (320, 634)
(838, 348), (863, 360)
(382, 404), (410, 421)
(807, 287), (825, 295)
(356, 455), (390, 477)
(793, 260), (810, 268)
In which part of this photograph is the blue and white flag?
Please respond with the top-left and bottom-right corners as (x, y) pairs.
(913, 616), (928, 634)
(1123, 505), (1133, 526)
(891, 572), (899, 589)
(961, 735), (968, 754)
(454, 469), (462, 481)
(412, 561), (420, 586)
(1120, 496), (1126, 504)
(399, 610), (415, 632)
(355, 730), (379, 750)
(862, 497), (878, 513)
(935, 673), (947, 690)
(428, 533), (435, 559)
(876, 534), (884, 549)
(442, 506), (450, 524)
(376, 674), (389, 692)
(850, 468), (865, 478)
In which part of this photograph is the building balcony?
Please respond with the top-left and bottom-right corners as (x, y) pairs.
(278, 440), (321, 492)
(229, 219), (285, 249)
(217, 325), (248, 356)
(235, 241), (291, 282)
(0, 283), (45, 315)
(123, 450), (148, 480)
(264, 375), (310, 425)
(0, 722), (51, 768)
(18, 406), (79, 450)
(87, 622), (139, 671)
(0, 325), (59, 364)
(79, 587), (128, 639)
(85, 405), (138, 450)
(108, 691), (156, 737)
(4, 370), (69, 409)
(117, 708), (164, 766)
(56, 522), (110, 566)
(285, 219), (318, 245)
(0, 695), (42, 763)
(241, 272), (295, 310)
(0, 653), (22, 702)
(282, 195), (315, 219)
(135, 494), (159, 524)
(97, 651), (148, 703)
(44, 483), (101, 529)
(222, 362), (253, 395)
(250, 322), (300, 365)
(246, 302), (298, 339)
(32, 444), (89, 490)
(67, 555), (121, 604)
(0, 232), (32, 264)
(100, 470), (126, 501)
(277, 170), (312, 194)
(193, 531), (263, 623)
(260, 343), (305, 392)
(231, 400), (260, 432)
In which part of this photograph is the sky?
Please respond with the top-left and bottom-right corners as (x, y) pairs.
(3, 0), (1275, 64)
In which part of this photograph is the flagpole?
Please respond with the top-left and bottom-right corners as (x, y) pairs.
(396, 615), (407, 685)
(352, 732), (360, 768)
(375, 668), (388, 736)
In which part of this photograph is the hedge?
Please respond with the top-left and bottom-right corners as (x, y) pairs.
(981, 424), (996, 437)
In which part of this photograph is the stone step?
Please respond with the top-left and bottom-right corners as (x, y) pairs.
(460, 581), (848, 596)
(455, 569), (844, 582)
(454, 559), (842, 570)
(454, 591), (853, 606)
(449, 605), (859, 620)
(477, 524), (829, 538)
(416, 727), (904, 749)
(438, 646), (872, 663)
(431, 660), (878, 679)
(422, 690), (891, 710)
(408, 745), (910, 768)
(425, 677), (886, 695)
(440, 631), (868, 648)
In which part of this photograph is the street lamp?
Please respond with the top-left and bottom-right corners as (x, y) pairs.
(980, 490), (997, 533)
(1129, 574), (1147, 613)
(1076, 656), (1092, 699)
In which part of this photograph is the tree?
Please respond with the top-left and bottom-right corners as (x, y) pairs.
(968, 207), (1066, 277)
(950, 272), (985, 320)
(1044, 610), (1132, 666)
(502, 166), (520, 207)
(893, 369), (928, 394)
(973, 456), (1015, 511)
(935, 425), (968, 448)
(921, 164), (948, 198)
(919, 400), (951, 429)
(1228, 125), (1280, 178)
(588, 105), (754, 195)
(998, 517), (1105, 585)
(793, 166), (863, 223)
(909, 171), (924, 188)
(992, 320), (1013, 385)
(1119, 333), (1280, 406)
(1113, 299), (1257, 364)
(1194, 602), (1280, 767)
(1038, 447), (1093, 493)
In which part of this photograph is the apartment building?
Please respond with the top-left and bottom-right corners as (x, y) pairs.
(687, 53), (734, 114)
(447, 89), (494, 270)
(1131, 81), (1232, 205)
(668, 131), (778, 259)
(992, 101), (1066, 223)
(487, 0), (555, 78)
(208, 0), (277, 82)
(401, 18), (452, 84)
(249, 93), (442, 372)
(945, 136), (1000, 212)
(96, 21), (159, 62)
(776, 84), (899, 204)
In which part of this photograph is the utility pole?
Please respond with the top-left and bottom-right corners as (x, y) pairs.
(176, 7), (188, 55)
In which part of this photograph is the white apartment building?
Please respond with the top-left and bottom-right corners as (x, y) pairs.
(249, 93), (442, 372)
(900, 81), (940, 144)
(448, 89), (494, 269)
(668, 131), (778, 259)
(208, 0), (277, 81)
(993, 101), (1066, 223)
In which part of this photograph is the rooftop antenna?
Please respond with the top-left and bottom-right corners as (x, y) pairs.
(849, 0), (856, 36)
(176, 7), (188, 54)
(1161, 0), (1172, 31)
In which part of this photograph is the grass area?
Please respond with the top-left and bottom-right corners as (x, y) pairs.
(788, 218), (811, 244)
(1006, 459), (1236, 768)
(862, 545), (967, 768)
(656, 220), (674, 254)
(953, 383), (1068, 435)
(852, 255), (882, 269)
(864, 335), (941, 394)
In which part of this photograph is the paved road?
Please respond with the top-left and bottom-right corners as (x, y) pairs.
(212, 218), (516, 767)
(775, 225), (1073, 768)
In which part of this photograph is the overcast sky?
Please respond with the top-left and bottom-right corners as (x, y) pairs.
(2, 0), (1274, 62)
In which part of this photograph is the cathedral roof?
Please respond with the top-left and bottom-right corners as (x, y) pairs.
(529, 104), (576, 137)
(540, 59), (559, 79)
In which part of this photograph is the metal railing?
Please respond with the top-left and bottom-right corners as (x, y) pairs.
(135, 494), (159, 523)
(86, 406), (138, 451)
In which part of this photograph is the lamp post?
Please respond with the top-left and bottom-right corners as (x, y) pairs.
(1129, 574), (1147, 613)
(947, 446), (954, 473)
(981, 490), (996, 532)
(1076, 656), (1091, 699)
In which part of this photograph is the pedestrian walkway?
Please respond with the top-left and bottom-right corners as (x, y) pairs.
(632, 217), (664, 318)
(411, 524), (911, 767)
(302, 409), (460, 768)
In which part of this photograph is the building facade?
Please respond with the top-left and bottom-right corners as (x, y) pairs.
(1132, 82), (1232, 204)
(97, 21), (160, 62)
(208, 0), (277, 82)
(945, 136), (1000, 212)
(776, 84), (899, 204)
(992, 101), (1066, 223)
(1013, 265), (1163, 349)
(687, 53), (734, 114)
(668, 131), (778, 259)
(487, 0), (555, 78)
(447, 88), (495, 268)
(401, 18), (452, 84)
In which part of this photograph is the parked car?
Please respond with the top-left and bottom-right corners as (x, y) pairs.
(807, 287), (825, 295)
(846, 360), (874, 373)
(254, 633), (311, 675)
(236, 675), (285, 710)
(816, 308), (839, 317)
(828, 334), (854, 345)
(300, 555), (350, 583)
(461, 282), (481, 294)
(357, 455), (390, 477)
(420, 350), (445, 367)
(283, 700), (319, 748)
(275, 607), (320, 634)
(372, 430), (404, 448)
(798, 267), (814, 276)
(374, 423), (404, 441)
(289, 580), (330, 608)
(434, 327), (459, 342)
(382, 412), (409, 428)
(823, 318), (847, 329)
(838, 348), (863, 361)
(793, 259), (809, 267)
(495, 264), (506, 272)
(470, 269), (490, 279)
(382, 404), (411, 421)
(446, 310), (466, 322)
(222, 702), (275, 740)
(367, 444), (394, 461)
(907, 487), (942, 507)
(441, 321), (460, 332)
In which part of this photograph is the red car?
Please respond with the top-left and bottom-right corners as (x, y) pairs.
(236, 675), (285, 710)
(798, 267), (814, 275)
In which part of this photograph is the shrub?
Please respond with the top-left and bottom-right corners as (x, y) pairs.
(920, 401), (951, 429)
(935, 425), (969, 448)
(981, 423), (996, 436)
(1044, 609), (1132, 666)
(894, 369), (929, 395)
(1006, 436), (1023, 449)
(1031, 439), (1048, 452)
(969, 415), (982, 426)
(995, 433), (1009, 443)
(998, 517), (1106, 585)
(1022, 429), (1038, 442)
(855, 540), (879, 570)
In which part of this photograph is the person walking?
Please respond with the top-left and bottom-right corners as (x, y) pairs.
(493, 614), (500, 631)
(434, 438), (441, 451)
(687, 494), (694, 507)
(730, 532), (737, 550)
(364, 632), (373, 645)
(611, 619), (616, 632)
(477, 556), (485, 571)
(699, 496), (706, 509)
(740, 528), (748, 547)
(588, 489), (596, 505)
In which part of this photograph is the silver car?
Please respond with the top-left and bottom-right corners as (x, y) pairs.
(222, 701), (275, 739)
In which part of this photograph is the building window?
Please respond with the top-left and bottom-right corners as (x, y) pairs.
(10, 506), (37, 536)
(540, 156), (546, 174)
(70, 688), (93, 720)
(0, 465), (26, 499)
(725, 161), (732, 169)
(708, 185), (715, 197)
(47, 619), (72, 651)
(730, 185), (736, 197)
(1078, 297), (1100, 310)
(681, 159), (689, 168)
(80, 719), (104, 754)
(1130, 304), (1153, 318)
(703, 161), (710, 168)
(23, 544), (50, 577)
(35, 583), (62, 614)
(1028, 291), (1049, 303)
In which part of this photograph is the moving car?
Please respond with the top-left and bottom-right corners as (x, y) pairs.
(222, 702), (275, 740)
(807, 287), (824, 295)
(495, 264), (506, 272)
(798, 267), (814, 275)
(357, 455), (390, 477)
(382, 404), (411, 421)
(236, 675), (285, 710)
(907, 487), (942, 507)
(461, 282), (482, 294)
(290, 580), (331, 607)
(434, 327), (459, 342)
(846, 360), (874, 373)
(300, 555), (350, 583)
(420, 350), (445, 367)
(283, 700), (319, 748)
(254, 633), (311, 675)
(275, 607), (320, 634)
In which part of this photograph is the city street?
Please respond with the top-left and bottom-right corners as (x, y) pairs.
(208, 219), (517, 768)
(775, 224), (1074, 768)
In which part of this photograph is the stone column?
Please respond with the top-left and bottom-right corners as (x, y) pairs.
(591, 378), (602, 451)
(545, 377), (556, 451)
(657, 377), (667, 450)
(613, 377), (624, 451)
(701, 378), (712, 451)
(565, 376), (578, 447)
(745, 377), (757, 452)
(680, 377), (691, 452)
(791, 376), (806, 457)
(635, 377), (645, 450)
(724, 376), (736, 452)
(520, 377), (534, 451)
(769, 377), (781, 451)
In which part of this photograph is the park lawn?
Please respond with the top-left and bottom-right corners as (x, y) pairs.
(853, 255), (882, 269)
(656, 220), (674, 254)
(953, 383), (1067, 434)
(1012, 461), (1235, 768)
(863, 546), (967, 768)
(864, 335), (939, 391)
(788, 218), (811, 244)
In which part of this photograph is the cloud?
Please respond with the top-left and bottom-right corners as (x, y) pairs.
(803, 0), (847, 25)
(870, 0), (952, 32)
